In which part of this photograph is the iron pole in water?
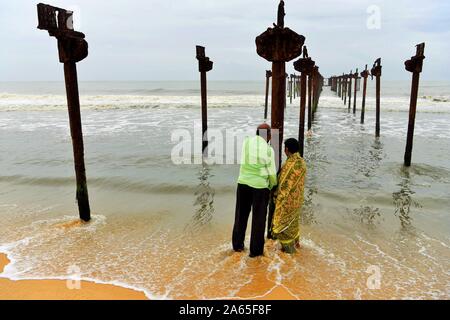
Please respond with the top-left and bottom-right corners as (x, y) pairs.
(63, 62), (91, 222)
(371, 58), (382, 138)
(196, 46), (213, 154)
(200, 71), (208, 152)
(344, 75), (347, 105)
(360, 65), (369, 124)
(353, 69), (358, 114)
(348, 70), (353, 112)
(404, 43), (425, 167)
(298, 73), (307, 156)
(272, 62), (287, 168)
(294, 51), (314, 157)
(37, 3), (91, 221)
(308, 73), (313, 130)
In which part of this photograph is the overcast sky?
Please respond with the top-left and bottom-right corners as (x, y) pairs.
(0, 0), (449, 81)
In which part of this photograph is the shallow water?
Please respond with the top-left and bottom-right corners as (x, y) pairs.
(0, 81), (449, 299)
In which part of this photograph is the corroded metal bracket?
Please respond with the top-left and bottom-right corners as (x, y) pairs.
(361, 64), (370, 78)
(196, 46), (213, 73)
(255, 1), (304, 63)
(405, 43), (425, 73)
(371, 58), (382, 79)
(293, 47), (315, 75)
(37, 3), (88, 63)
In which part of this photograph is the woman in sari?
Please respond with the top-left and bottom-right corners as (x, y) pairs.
(270, 138), (307, 254)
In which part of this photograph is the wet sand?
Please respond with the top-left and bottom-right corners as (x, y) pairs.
(0, 252), (295, 300)
(0, 253), (148, 300)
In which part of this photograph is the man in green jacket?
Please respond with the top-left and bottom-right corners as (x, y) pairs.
(232, 123), (278, 258)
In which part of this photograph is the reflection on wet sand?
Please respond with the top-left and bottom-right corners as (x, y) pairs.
(393, 167), (422, 232)
(351, 205), (381, 227)
(354, 137), (385, 178)
(185, 163), (215, 232)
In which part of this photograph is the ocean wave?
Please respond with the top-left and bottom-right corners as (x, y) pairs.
(1, 93), (450, 113)
(0, 175), (235, 194)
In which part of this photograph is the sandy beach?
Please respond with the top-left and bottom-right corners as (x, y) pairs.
(0, 253), (147, 300)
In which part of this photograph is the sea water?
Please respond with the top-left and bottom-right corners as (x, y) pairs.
(0, 81), (449, 299)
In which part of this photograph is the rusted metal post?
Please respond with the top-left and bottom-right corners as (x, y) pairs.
(264, 70), (272, 119)
(371, 58), (382, 137)
(256, 0), (304, 169)
(196, 46), (213, 153)
(343, 74), (347, 105)
(289, 74), (293, 104)
(404, 43), (425, 167)
(353, 68), (358, 114)
(294, 47), (315, 157)
(307, 70), (313, 130)
(348, 70), (352, 112)
(360, 65), (369, 124)
(37, 3), (90, 222)
(293, 74), (297, 100)
(313, 68), (323, 116)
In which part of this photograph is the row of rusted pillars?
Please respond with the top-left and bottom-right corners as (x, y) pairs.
(328, 43), (426, 167)
(264, 59), (324, 157)
(330, 59), (381, 136)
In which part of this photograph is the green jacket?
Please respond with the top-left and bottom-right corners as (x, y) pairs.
(238, 135), (278, 190)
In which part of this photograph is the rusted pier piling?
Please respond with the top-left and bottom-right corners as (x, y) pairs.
(360, 65), (369, 124)
(312, 66), (323, 119)
(371, 58), (382, 137)
(196, 46), (213, 153)
(404, 43), (425, 167)
(343, 74), (348, 105)
(348, 70), (353, 112)
(289, 74), (294, 104)
(353, 68), (358, 114)
(294, 47), (315, 156)
(37, 3), (91, 222)
(307, 70), (313, 130)
(256, 0), (304, 169)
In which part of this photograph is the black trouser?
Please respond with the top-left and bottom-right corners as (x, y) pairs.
(232, 184), (270, 256)
(267, 194), (276, 240)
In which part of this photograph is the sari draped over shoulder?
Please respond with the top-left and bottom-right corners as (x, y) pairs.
(271, 153), (307, 250)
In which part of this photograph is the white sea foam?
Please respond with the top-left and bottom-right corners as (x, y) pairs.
(1, 92), (450, 113)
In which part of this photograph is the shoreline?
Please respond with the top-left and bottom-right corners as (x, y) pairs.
(0, 253), (148, 300)
(0, 252), (297, 300)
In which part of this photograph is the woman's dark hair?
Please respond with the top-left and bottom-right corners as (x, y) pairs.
(284, 138), (300, 154)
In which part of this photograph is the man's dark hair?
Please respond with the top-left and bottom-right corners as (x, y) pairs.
(285, 138), (300, 154)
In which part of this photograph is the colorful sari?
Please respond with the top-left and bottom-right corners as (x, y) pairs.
(271, 152), (307, 253)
